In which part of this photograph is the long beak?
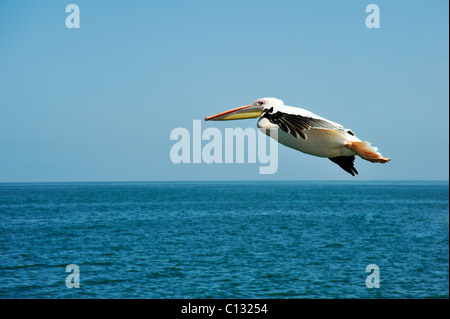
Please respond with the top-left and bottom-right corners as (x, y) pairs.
(204, 103), (264, 121)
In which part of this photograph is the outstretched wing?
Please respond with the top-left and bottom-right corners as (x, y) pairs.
(261, 107), (344, 140)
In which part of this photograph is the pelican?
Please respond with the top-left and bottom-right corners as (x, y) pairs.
(205, 97), (390, 176)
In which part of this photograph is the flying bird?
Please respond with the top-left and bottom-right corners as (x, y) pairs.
(204, 98), (390, 176)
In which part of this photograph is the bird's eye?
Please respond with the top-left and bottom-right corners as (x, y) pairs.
(257, 101), (264, 106)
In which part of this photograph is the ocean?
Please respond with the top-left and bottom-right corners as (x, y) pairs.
(0, 181), (448, 299)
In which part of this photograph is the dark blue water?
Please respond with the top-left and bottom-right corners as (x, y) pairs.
(0, 181), (448, 299)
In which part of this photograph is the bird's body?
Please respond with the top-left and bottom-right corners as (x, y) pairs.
(205, 98), (390, 176)
(257, 117), (355, 158)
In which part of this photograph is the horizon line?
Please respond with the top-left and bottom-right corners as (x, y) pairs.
(0, 179), (449, 184)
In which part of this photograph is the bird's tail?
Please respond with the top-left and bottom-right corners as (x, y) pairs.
(345, 141), (390, 163)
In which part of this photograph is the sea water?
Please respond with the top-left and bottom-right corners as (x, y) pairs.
(0, 181), (448, 298)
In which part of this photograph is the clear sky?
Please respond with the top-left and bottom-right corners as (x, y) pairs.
(0, 0), (448, 182)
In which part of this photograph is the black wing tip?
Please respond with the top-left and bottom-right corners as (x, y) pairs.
(348, 167), (359, 176)
(329, 156), (359, 176)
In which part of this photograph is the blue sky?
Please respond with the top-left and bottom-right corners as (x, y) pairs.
(0, 0), (448, 182)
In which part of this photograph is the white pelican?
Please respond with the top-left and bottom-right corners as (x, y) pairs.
(205, 98), (390, 176)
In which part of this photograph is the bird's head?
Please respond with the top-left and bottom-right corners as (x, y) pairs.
(205, 98), (284, 121)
